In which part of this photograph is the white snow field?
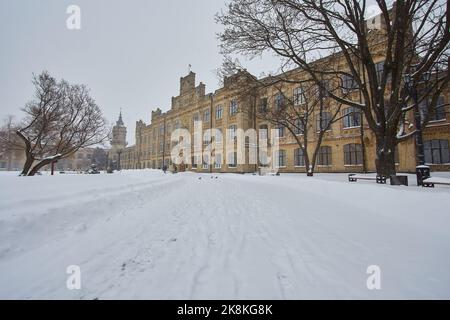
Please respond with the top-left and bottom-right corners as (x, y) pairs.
(0, 170), (449, 299)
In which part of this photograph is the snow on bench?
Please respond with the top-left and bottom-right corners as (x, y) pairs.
(348, 174), (387, 184)
(422, 177), (450, 188)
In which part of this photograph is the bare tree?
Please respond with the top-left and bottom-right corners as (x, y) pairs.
(219, 56), (364, 175)
(16, 71), (109, 176)
(217, 0), (450, 176)
(256, 80), (349, 175)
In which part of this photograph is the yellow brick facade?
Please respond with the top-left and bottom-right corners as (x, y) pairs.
(120, 68), (449, 173)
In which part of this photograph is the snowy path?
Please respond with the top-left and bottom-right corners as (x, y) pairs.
(0, 170), (450, 299)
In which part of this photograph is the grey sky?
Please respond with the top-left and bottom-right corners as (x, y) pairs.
(0, 0), (281, 145)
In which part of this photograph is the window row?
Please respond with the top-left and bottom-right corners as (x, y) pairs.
(276, 144), (364, 167)
(192, 100), (239, 124)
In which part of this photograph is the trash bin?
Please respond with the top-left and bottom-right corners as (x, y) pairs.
(416, 165), (431, 186)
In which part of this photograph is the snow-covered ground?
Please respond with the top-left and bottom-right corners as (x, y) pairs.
(0, 170), (449, 299)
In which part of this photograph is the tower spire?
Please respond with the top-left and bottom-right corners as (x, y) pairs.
(117, 109), (124, 126)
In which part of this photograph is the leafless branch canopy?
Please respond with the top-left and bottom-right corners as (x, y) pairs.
(217, 0), (450, 175)
(16, 71), (109, 175)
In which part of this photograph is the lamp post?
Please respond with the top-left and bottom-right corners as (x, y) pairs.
(403, 70), (431, 166)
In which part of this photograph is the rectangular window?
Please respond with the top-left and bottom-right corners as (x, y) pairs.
(203, 134), (211, 146)
(191, 155), (201, 168)
(317, 146), (332, 166)
(343, 107), (361, 128)
(277, 125), (285, 138)
(203, 109), (210, 123)
(193, 113), (199, 122)
(316, 112), (332, 132)
(375, 61), (391, 83)
(293, 87), (306, 105)
(294, 118), (304, 135)
(215, 154), (222, 169)
(229, 125), (237, 140)
(259, 125), (268, 140)
(342, 74), (358, 91)
(259, 98), (268, 113)
(424, 139), (449, 164)
(203, 155), (209, 169)
(276, 150), (286, 167)
(274, 93), (285, 111)
(228, 152), (237, 168)
(294, 148), (305, 167)
(216, 105), (223, 119)
(230, 100), (238, 116)
(344, 143), (363, 165)
(430, 96), (446, 121)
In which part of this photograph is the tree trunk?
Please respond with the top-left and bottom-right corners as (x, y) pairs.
(375, 136), (397, 177)
(20, 153), (34, 176)
(28, 157), (61, 176)
(16, 131), (34, 176)
(304, 151), (314, 176)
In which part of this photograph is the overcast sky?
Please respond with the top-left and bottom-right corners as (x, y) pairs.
(0, 0), (283, 145)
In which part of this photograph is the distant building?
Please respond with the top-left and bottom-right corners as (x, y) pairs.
(108, 111), (128, 170)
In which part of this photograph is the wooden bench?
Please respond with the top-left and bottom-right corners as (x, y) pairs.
(348, 174), (387, 184)
(422, 177), (450, 188)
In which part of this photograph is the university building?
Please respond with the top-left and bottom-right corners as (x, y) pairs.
(113, 14), (449, 174)
(114, 67), (449, 174)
